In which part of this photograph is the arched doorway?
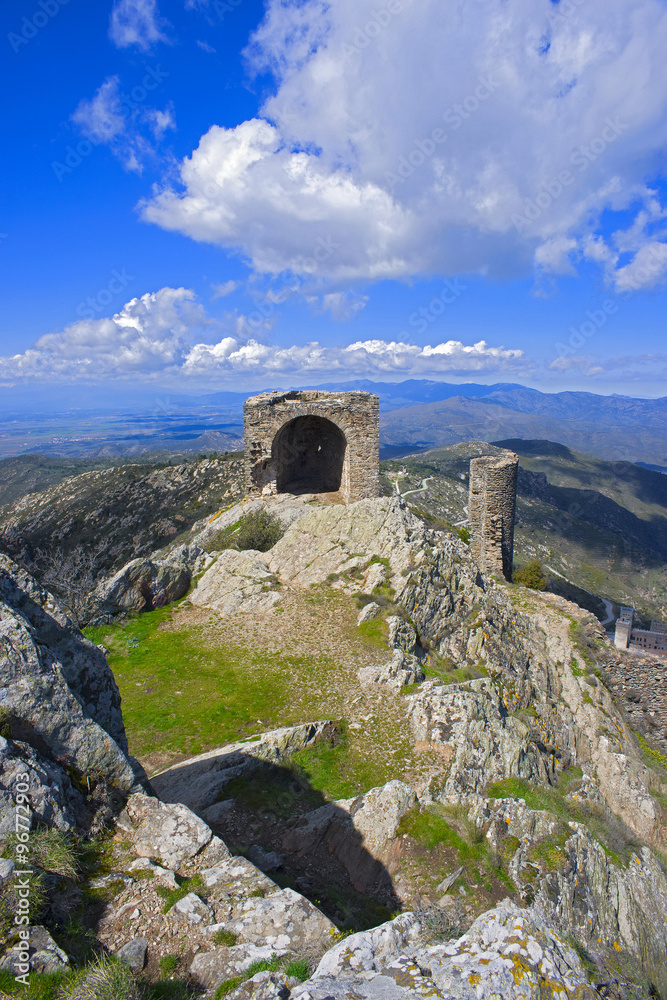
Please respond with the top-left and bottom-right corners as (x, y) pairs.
(272, 415), (347, 495)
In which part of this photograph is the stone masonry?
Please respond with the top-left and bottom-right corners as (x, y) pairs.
(469, 451), (519, 581)
(244, 390), (380, 504)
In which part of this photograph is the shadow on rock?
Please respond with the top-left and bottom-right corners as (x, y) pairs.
(152, 748), (408, 933)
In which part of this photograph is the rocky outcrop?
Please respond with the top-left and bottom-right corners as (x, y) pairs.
(534, 828), (667, 999)
(299, 901), (599, 999)
(0, 554), (142, 833)
(94, 557), (191, 614)
(283, 780), (416, 893)
(408, 678), (552, 798)
(190, 549), (281, 616)
(150, 721), (337, 816)
(358, 649), (424, 691)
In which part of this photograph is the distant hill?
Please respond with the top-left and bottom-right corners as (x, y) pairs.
(379, 392), (667, 465)
(381, 439), (667, 622)
(2, 379), (667, 466)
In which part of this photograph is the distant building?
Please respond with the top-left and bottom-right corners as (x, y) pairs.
(614, 607), (667, 653)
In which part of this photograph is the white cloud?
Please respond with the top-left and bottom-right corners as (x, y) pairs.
(183, 336), (526, 377)
(315, 292), (369, 322)
(109, 0), (170, 51)
(145, 106), (176, 139)
(196, 40), (216, 53)
(0, 288), (526, 382)
(211, 280), (239, 299)
(71, 77), (175, 174)
(141, 0), (667, 290)
(72, 77), (125, 143)
(0, 289), (207, 380)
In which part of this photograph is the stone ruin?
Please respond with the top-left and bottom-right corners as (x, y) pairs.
(244, 389), (380, 503)
(469, 450), (519, 581)
(614, 606), (667, 653)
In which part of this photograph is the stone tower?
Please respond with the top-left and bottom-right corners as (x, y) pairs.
(244, 389), (380, 504)
(469, 451), (519, 581)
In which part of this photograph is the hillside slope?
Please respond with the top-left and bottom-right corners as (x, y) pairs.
(0, 453), (245, 622)
(379, 395), (667, 465)
(382, 439), (667, 620)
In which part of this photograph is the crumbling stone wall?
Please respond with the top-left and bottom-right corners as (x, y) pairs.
(244, 390), (380, 504)
(602, 653), (667, 757)
(469, 451), (519, 581)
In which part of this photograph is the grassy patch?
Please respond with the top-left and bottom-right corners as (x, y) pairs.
(397, 805), (514, 894)
(291, 722), (397, 800)
(486, 774), (640, 866)
(158, 955), (180, 976)
(422, 653), (487, 685)
(85, 608), (309, 756)
(212, 929), (237, 947)
(155, 874), (203, 913)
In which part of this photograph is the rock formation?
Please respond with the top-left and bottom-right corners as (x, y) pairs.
(2, 493), (667, 998)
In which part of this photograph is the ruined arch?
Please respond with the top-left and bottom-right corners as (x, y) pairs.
(272, 415), (347, 495)
(243, 389), (380, 504)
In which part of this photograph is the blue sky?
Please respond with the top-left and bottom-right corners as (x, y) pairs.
(1, 0), (667, 402)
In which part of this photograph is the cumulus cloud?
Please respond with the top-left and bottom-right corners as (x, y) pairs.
(140, 0), (667, 289)
(550, 351), (667, 380)
(109, 0), (170, 51)
(0, 289), (207, 380)
(0, 288), (526, 382)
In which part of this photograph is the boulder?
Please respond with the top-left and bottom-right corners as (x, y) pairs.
(190, 549), (281, 616)
(117, 793), (212, 868)
(95, 558), (190, 613)
(0, 735), (85, 835)
(0, 926), (69, 975)
(0, 555), (141, 823)
(115, 936), (147, 971)
(247, 844), (283, 872)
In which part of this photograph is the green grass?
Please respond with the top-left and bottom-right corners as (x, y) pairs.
(84, 607), (307, 756)
(211, 929), (237, 947)
(284, 958), (311, 982)
(291, 722), (398, 800)
(158, 955), (180, 976)
(421, 653), (488, 686)
(396, 805), (514, 892)
(155, 875), (203, 913)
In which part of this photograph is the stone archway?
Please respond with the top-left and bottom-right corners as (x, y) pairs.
(272, 415), (347, 495)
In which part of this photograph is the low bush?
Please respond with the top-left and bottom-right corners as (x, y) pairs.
(236, 511), (285, 552)
(512, 561), (548, 590)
